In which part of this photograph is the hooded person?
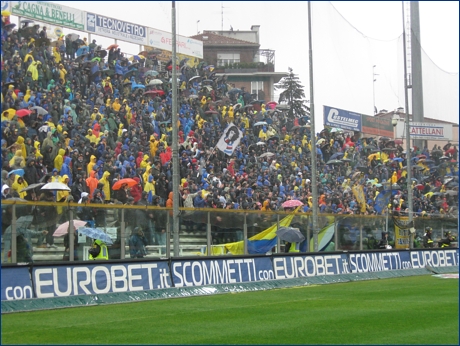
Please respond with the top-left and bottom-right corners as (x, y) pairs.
(56, 175), (70, 202)
(131, 177), (143, 203)
(86, 170), (99, 198)
(54, 148), (65, 172)
(23, 157), (38, 185)
(87, 155), (97, 176)
(60, 157), (73, 186)
(144, 175), (156, 204)
(2, 184), (12, 199)
(14, 136), (27, 158)
(12, 175), (28, 199)
(99, 171), (111, 202)
(9, 150), (25, 168)
(34, 141), (42, 159)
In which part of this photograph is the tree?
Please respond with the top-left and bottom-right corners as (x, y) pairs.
(275, 67), (309, 120)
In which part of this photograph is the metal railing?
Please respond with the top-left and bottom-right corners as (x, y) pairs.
(1, 200), (458, 264)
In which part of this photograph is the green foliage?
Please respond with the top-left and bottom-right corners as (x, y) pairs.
(275, 67), (309, 119)
(2, 275), (458, 345)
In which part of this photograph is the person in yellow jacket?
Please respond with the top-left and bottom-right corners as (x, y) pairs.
(91, 108), (101, 121)
(241, 112), (250, 129)
(53, 47), (61, 64)
(112, 98), (121, 112)
(24, 89), (32, 102)
(23, 51), (34, 63)
(12, 175), (28, 199)
(54, 148), (65, 172)
(14, 136), (27, 158)
(27, 61), (39, 81)
(144, 175), (156, 197)
(87, 155), (97, 176)
(34, 141), (42, 159)
(117, 123), (124, 138)
(149, 134), (160, 157)
(99, 171), (111, 202)
(85, 129), (98, 144)
(160, 134), (168, 148)
(390, 171), (398, 184)
(57, 175), (70, 202)
(140, 154), (150, 170)
(143, 167), (153, 186)
(89, 239), (109, 260)
(9, 149), (25, 168)
(58, 64), (67, 83)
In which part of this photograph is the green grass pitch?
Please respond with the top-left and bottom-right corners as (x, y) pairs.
(2, 275), (458, 345)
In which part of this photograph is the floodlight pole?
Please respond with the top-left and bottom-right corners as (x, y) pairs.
(402, 1), (413, 248)
(172, 1), (180, 257)
(308, 1), (319, 251)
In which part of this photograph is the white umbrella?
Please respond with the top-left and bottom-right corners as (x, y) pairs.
(41, 182), (71, 191)
(31, 106), (48, 115)
(254, 121), (267, 126)
(149, 79), (163, 85)
(256, 142), (266, 146)
(259, 152), (275, 158)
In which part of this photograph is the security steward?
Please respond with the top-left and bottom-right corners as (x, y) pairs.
(88, 239), (109, 260)
(422, 227), (434, 248)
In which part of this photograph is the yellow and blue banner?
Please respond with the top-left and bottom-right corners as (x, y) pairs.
(224, 208), (299, 255)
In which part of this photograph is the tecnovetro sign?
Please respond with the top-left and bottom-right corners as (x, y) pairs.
(324, 106), (362, 132)
(86, 12), (147, 45)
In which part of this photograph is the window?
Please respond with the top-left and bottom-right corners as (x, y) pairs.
(217, 53), (240, 67)
(251, 81), (264, 99)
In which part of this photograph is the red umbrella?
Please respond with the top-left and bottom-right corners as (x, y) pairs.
(266, 101), (277, 109)
(107, 44), (119, 50)
(112, 178), (138, 191)
(394, 139), (403, 145)
(144, 90), (165, 96)
(16, 109), (32, 117)
(415, 184), (425, 191)
(282, 199), (304, 208)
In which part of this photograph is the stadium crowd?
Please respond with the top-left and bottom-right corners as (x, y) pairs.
(1, 15), (459, 249)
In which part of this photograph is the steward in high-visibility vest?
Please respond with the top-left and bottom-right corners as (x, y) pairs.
(422, 227), (434, 248)
(89, 239), (109, 260)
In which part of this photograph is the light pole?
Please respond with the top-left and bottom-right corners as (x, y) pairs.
(373, 65), (379, 114)
(386, 116), (398, 233)
(197, 20), (200, 35)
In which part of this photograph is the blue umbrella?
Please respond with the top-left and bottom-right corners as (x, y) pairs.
(330, 152), (345, 160)
(77, 227), (113, 245)
(8, 169), (24, 177)
(392, 157), (403, 162)
(76, 46), (90, 57)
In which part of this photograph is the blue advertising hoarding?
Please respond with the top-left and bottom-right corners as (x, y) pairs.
(32, 262), (171, 298)
(324, 105), (362, 132)
(348, 251), (412, 273)
(171, 257), (274, 287)
(409, 249), (458, 269)
(86, 12), (147, 45)
(1, 266), (33, 301)
(273, 254), (350, 279)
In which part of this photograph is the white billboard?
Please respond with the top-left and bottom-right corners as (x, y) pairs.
(396, 122), (453, 140)
(147, 27), (203, 59)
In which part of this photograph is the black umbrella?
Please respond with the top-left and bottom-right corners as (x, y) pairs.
(326, 159), (343, 165)
(96, 50), (107, 58)
(276, 227), (305, 243)
(123, 70), (136, 79)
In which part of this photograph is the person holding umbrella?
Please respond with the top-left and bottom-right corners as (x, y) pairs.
(88, 238), (109, 260)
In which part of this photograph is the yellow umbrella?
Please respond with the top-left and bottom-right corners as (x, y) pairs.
(1, 10), (11, 16)
(424, 192), (434, 199)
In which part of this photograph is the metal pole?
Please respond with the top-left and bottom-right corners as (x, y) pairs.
(120, 208), (126, 259)
(166, 213), (171, 258)
(69, 209), (74, 261)
(207, 212), (212, 256)
(171, 1), (180, 257)
(308, 2), (319, 251)
(243, 214), (248, 255)
(11, 205), (17, 264)
(276, 214), (281, 253)
(402, 1), (414, 249)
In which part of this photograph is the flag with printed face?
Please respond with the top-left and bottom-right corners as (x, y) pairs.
(216, 123), (243, 156)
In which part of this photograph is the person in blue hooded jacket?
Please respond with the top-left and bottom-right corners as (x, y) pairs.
(193, 191), (206, 208)
(60, 157), (73, 186)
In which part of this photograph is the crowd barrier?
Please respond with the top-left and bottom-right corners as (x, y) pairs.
(1, 248), (458, 302)
(1, 201), (458, 264)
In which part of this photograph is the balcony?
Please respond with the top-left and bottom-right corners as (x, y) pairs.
(214, 62), (275, 74)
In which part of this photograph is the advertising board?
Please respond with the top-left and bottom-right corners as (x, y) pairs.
(11, 1), (84, 30)
(1, 266), (33, 301)
(323, 106), (362, 132)
(361, 113), (394, 137)
(147, 27), (203, 59)
(86, 12), (147, 45)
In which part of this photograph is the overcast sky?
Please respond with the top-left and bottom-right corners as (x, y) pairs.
(48, 1), (459, 125)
